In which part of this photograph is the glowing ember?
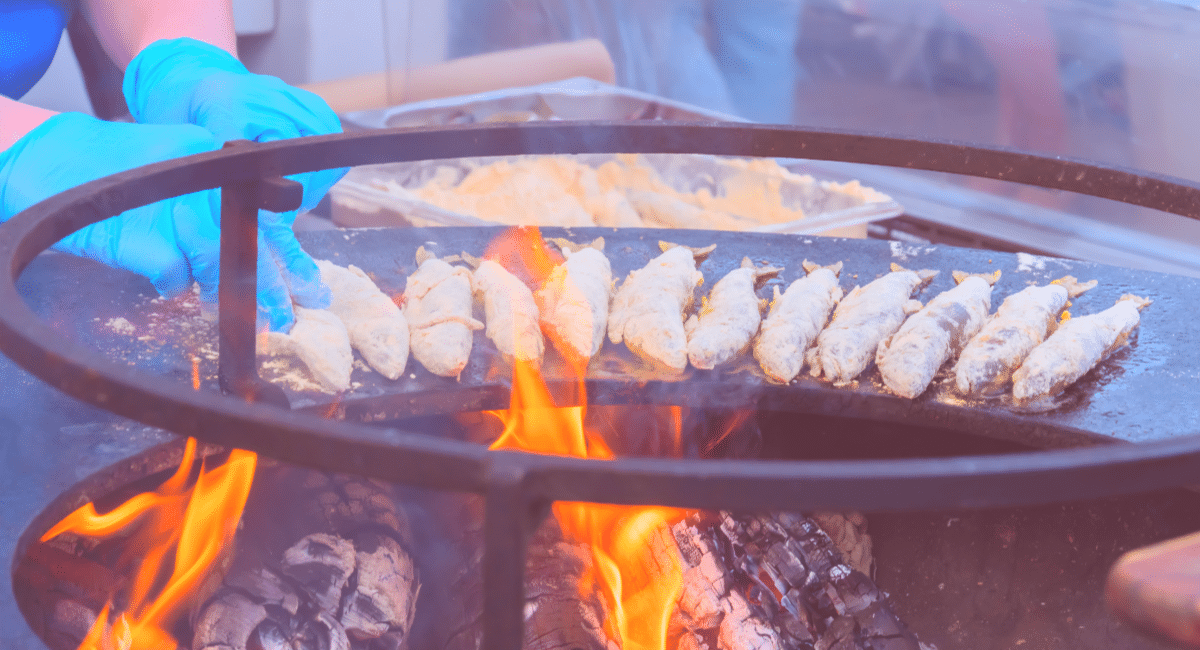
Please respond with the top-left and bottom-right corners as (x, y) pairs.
(486, 226), (685, 650)
(41, 438), (256, 650)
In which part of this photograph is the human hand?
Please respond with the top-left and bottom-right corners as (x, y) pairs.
(123, 37), (344, 312)
(0, 112), (300, 331)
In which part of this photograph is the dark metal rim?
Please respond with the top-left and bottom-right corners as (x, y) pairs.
(2, 121), (1200, 514)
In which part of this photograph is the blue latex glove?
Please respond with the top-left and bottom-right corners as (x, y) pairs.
(0, 112), (299, 331)
(124, 37), (345, 312)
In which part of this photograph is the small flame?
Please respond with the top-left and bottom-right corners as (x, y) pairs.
(191, 356), (201, 391)
(702, 410), (754, 458)
(482, 225), (564, 292)
(42, 438), (256, 650)
(257, 329), (270, 357)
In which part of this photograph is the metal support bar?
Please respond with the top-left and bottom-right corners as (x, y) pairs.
(217, 140), (301, 407)
(482, 453), (536, 650)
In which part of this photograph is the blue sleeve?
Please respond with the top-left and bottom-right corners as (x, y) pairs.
(0, 0), (73, 99)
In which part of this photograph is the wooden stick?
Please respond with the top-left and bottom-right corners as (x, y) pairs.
(301, 39), (616, 114)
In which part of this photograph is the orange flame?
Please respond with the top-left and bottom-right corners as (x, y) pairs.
(191, 356), (201, 391)
(484, 225), (684, 650)
(489, 362), (684, 650)
(482, 225), (564, 292)
(42, 438), (256, 650)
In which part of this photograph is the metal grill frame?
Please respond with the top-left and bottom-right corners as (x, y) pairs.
(4, 122), (1200, 649)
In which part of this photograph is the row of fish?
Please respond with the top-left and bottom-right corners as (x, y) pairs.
(769, 261), (1150, 402)
(264, 238), (1150, 405)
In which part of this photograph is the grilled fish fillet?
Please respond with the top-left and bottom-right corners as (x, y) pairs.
(812, 264), (937, 385)
(1012, 294), (1150, 402)
(687, 258), (781, 370)
(471, 259), (544, 363)
(263, 306), (353, 393)
(609, 244), (708, 372)
(754, 261), (843, 383)
(875, 271), (998, 399)
(536, 246), (613, 365)
(403, 251), (484, 378)
(316, 259), (410, 380)
(954, 276), (1096, 396)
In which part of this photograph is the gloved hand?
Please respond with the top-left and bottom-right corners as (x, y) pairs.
(124, 37), (345, 313)
(0, 112), (300, 332)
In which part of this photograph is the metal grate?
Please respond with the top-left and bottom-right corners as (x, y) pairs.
(5, 122), (1200, 649)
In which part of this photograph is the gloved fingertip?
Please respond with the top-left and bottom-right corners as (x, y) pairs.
(150, 261), (194, 299)
(259, 301), (295, 334)
(291, 275), (332, 310)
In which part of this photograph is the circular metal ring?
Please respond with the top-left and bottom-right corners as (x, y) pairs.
(2, 121), (1200, 513)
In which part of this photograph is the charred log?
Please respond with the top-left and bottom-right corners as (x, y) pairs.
(441, 507), (616, 650)
(190, 466), (421, 650)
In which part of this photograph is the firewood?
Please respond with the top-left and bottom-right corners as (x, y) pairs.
(280, 533), (357, 614)
(671, 519), (727, 631)
(718, 591), (782, 650)
(522, 519), (616, 650)
(340, 531), (420, 641)
(191, 467), (421, 650)
(193, 568), (353, 650)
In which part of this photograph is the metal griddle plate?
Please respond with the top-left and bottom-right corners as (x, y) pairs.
(25, 226), (1198, 450)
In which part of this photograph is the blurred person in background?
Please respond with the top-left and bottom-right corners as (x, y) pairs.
(447, 0), (807, 124)
(0, 0), (344, 333)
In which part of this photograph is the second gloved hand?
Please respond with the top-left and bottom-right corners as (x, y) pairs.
(124, 38), (344, 313)
(0, 112), (301, 332)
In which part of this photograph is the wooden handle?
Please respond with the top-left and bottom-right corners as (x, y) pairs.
(1107, 530), (1200, 647)
(300, 39), (616, 115)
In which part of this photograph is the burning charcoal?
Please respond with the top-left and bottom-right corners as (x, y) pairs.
(672, 518), (727, 630)
(340, 532), (420, 642)
(281, 533), (357, 614)
(193, 568), (310, 650)
(678, 631), (709, 650)
(226, 567), (301, 617)
(814, 616), (856, 650)
(192, 590), (268, 650)
(716, 512), (922, 650)
(718, 591), (782, 650)
(253, 609), (352, 650)
(523, 520), (615, 650)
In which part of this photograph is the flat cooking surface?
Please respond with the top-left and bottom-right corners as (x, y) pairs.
(22, 226), (1199, 449)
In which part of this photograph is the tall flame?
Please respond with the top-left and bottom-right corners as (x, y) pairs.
(42, 438), (256, 650)
(487, 226), (685, 650)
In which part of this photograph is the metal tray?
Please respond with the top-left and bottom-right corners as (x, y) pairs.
(343, 77), (1200, 277)
(340, 77), (744, 129)
(329, 153), (902, 235)
(333, 78), (902, 236)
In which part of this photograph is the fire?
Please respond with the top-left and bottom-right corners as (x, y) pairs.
(489, 362), (684, 650)
(41, 438), (256, 650)
(482, 225), (564, 291)
(486, 226), (685, 650)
